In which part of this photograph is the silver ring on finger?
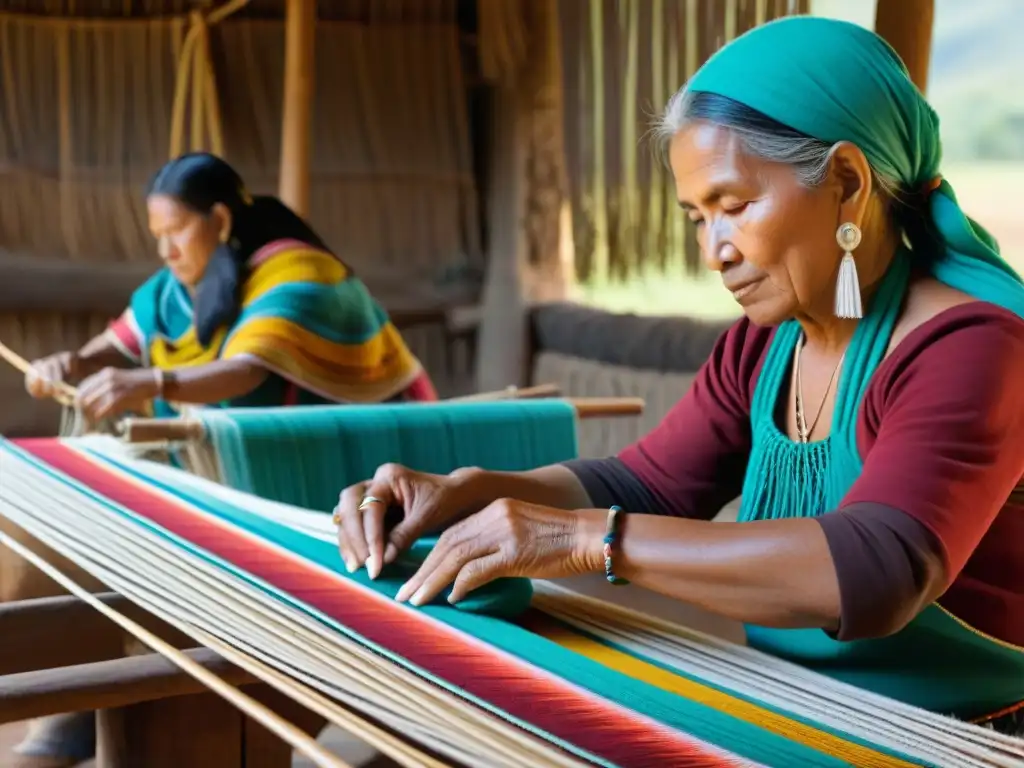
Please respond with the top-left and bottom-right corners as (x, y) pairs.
(358, 495), (385, 511)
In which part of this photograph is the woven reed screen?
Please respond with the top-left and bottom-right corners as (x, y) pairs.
(0, 0), (483, 290)
(559, 0), (809, 283)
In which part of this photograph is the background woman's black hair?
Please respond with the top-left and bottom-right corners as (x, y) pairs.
(680, 92), (940, 261)
(146, 152), (330, 346)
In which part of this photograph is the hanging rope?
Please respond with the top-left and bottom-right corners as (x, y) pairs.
(168, 0), (250, 159)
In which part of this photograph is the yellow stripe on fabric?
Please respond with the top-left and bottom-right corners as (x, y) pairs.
(536, 621), (919, 768)
(241, 247), (347, 306)
(223, 317), (413, 377)
(150, 327), (226, 369)
(224, 320), (420, 403)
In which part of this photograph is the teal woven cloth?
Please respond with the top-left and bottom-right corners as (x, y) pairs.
(183, 400), (581, 618)
(200, 400), (580, 513)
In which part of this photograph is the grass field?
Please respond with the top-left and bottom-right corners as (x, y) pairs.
(580, 162), (1024, 317)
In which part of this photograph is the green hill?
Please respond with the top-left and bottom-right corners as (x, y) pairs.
(812, 0), (1024, 160)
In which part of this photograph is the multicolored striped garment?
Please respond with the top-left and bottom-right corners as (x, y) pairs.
(106, 238), (434, 413)
(1, 401), (1018, 768)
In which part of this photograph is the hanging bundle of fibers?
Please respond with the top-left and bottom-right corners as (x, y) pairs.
(1, 399), (1021, 767)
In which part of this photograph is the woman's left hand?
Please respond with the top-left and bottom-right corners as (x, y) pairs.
(394, 499), (604, 607)
(76, 367), (159, 421)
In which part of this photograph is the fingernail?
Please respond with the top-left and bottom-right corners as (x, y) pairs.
(344, 558), (356, 573)
(395, 583), (412, 602)
(366, 555), (379, 579)
(409, 586), (428, 607)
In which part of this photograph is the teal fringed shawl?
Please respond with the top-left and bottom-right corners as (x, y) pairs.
(737, 253), (913, 521)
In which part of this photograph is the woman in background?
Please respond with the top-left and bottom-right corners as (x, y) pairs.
(12, 152), (437, 768)
(26, 151), (437, 423)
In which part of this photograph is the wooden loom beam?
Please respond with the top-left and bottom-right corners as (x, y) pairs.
(117, 396), (645, 444)
(0, 648), (328, 768)
(0, 592), (191, 675)
(0, 647), (250, 725)
(0, 593), (328, 765)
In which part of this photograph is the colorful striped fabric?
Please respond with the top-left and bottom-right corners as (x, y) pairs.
(108, 238), (424, 406)
(3, 435), (997, 768)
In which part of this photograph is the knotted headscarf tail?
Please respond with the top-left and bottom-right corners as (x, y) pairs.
(685, 16), (1024, 319)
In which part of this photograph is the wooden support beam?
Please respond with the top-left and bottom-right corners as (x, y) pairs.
(96, 683), (326, 768)
(278, 0), (317, 216)
(875, 0), (935, 93)
(0, 256), (154, 316)
(0, 647), (251, 724)
(0, 255), (477, 331)
(0, 592), (190, 675)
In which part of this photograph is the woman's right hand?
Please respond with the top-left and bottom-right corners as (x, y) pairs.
(334, 463), (481, 580)
(24, 351), (78, 399)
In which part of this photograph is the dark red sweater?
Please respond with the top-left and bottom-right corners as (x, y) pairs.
(569, 303), (1024, 646)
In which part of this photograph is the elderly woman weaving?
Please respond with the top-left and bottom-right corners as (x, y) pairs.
(335, 18), (1024, 736)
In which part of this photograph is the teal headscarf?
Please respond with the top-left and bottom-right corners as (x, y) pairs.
(686, 16), (1024, 316)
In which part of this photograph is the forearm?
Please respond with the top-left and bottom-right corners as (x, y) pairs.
(75, 333), (134, 377)
(453, 465), (594, 517)
(162, 358), (268, 405)
(576, 511), (842, 629)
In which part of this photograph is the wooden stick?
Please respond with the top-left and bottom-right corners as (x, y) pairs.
(572, 397), (645, 418)
(118, 417), (207, 445)
(0, 339), (78, 406)
(117, 384), (564, 440)
(448, 383), (561, 402)
(117, 396), (644, 445)
(0, 533), (353, 768)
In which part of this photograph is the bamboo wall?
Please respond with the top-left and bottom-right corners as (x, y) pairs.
(560, 0), (808, 282)
(0, 0), (498, 434)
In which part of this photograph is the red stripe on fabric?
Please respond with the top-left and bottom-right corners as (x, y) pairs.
(400, 371), (439, 402)
(246, 239), (317, 268)
(107, 315), (143, 357)
(17, 439), (742, 768)
(282, 382), (299, 407)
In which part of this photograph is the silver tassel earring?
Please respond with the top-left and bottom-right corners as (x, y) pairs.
(834, 222), (863, 319)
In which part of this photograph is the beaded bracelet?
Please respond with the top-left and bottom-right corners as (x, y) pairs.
(602, 505), (630, 586)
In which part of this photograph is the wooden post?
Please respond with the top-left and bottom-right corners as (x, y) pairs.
(522, 0), (573, 303)
(874, 0), (934, 93)
(279, 0), (317, 216)
(474, 0), (572, 392)
(475, 82), (530, 393)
